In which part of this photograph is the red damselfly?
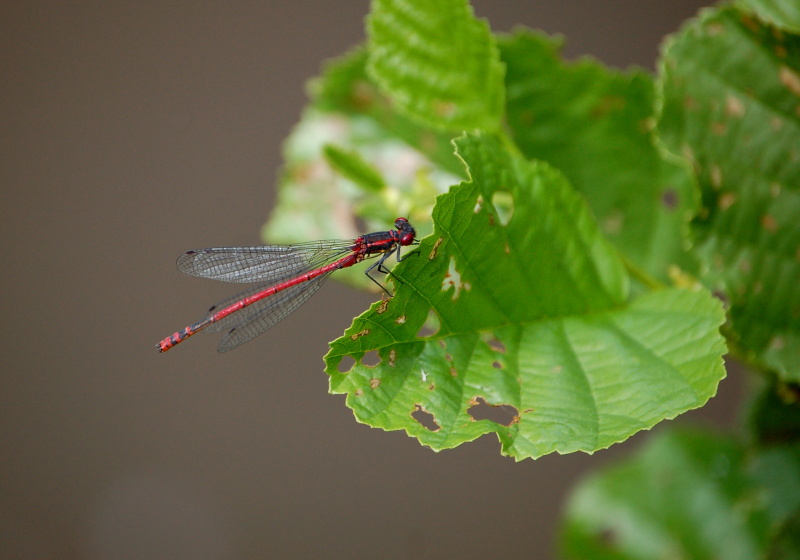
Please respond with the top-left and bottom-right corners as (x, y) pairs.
(156, 217), (417, 353)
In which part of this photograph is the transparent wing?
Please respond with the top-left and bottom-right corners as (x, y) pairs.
(176, 240), (354, 284)
(200, 272), (332, 352)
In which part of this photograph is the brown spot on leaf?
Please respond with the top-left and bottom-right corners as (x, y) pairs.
(725, 95), (745, 117)
(718, 192), (737, 210)
(591, 95), (625, 118)
(769, 336), (785, 351)
(432, 99), (457, 119)
(486, 337), (506, 353)
(350, 329), (369, 341)
(739, 259), (752, 274)
(661, 188), (679, 210)
(739, 13), (760, 33)
(761, 214), (778, 232)
(710, 165), (723, 189)
(376, 299), (389, 314)
(780, 66), (800, 97)
(429, 237), (443, 260)
(711, 122), (727, 135)
(603, 210), (624, 235)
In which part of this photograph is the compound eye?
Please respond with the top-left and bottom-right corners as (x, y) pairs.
(395, 217), (408, 228)
(400, 233), (415, 245)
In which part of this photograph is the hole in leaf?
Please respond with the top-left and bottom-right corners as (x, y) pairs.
(491, 190), (514, 226)
(467, 397), (519, 427)
(416, 308), (440, 338)
(412, 404), (440, 431)
(442, 257), (465, 299)
(337, 355), (356, 373)
(361, 350), (381, 367)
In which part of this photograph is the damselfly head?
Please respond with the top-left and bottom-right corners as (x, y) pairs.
(394, 217), (416, 246)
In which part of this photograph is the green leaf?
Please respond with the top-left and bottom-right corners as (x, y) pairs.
(324, 132), (726, 460)
(322, 143), (386, 193)
(658, 6), (800, 381)
(366, 0), (505, 132)
(500, 29), (697, 281)
(736, 0), (800, 33)
(559, 429), (772, 560)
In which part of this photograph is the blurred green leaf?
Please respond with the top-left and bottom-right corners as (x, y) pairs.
(322, 144), (386, 193)
(560, 429), (772, 560)
(366, 0), (505, 131)
(324, 132), (726, 460)
(736, 0), (800, 33)
(501, 29), (697, 281)
(309, 47), (465, 177)
(658, 6), (800, 381)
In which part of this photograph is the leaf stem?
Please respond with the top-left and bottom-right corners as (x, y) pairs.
(621, 253), (663, 291)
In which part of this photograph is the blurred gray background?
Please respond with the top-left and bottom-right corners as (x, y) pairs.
(2, 2), (736, 559)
